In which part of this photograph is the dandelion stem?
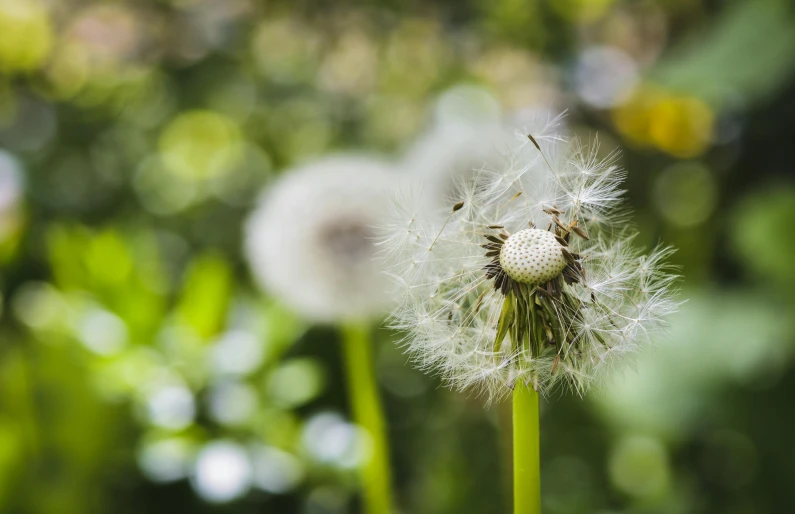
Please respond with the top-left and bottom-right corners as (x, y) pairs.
(341, 324), (394, 514)
(513, 382), (541, 514)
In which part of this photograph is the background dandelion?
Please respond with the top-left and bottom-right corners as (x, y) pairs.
(245, 154), (398, 514)
(245, 155), (397, 323)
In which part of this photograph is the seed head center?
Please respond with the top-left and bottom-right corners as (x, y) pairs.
(499, 228), (567, 285)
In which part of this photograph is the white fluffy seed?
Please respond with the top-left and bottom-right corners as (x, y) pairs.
(499, 228), (567, 285)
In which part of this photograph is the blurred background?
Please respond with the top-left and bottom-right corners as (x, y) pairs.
(1, 0), (794, 513)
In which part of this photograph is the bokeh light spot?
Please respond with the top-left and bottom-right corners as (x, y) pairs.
(653, 162), (718, 227)
(613, 86), (715, 158)
(731, 187), (795, 287)
(268, 358), (325, 409)
(76, 307), (129, 356)
(207, 382), (258, 426)
(138, 437), (195, 483)
(158, 110), (243, 180)
(192, 441), (252, 503)
(252, 446), (305, 494)
(146, 384), (196, 430)
(209, 330), (265, 377)
(575, 46), (639, 109)
(134, 156), (198, 215)
(11, 282), (65, 330)
(251, 18), (320, 85)
(609, 434), (670, 499)
(302, 412), (363, 468)
(649, 96), (714, 158)
(432, 85), (501, 126)
(0, 0), (53, 73)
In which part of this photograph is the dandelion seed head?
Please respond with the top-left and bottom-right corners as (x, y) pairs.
(246, 154), (398, 323)
(383, 114), (680, 401)
(500, 229), (567, 285)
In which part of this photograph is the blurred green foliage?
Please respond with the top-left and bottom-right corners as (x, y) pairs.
(1, 0), (795, 513)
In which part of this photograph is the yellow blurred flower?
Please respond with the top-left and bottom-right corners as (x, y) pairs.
(613, 85), (714, 158)
(648, 96), (713, 158)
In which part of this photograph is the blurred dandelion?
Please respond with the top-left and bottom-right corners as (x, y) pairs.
(245, 155), (396, 323)
(402, 121), (512, 214)
(402, 99), (567, 222)
(244, 154), (397, 514)
(383, 114), (679, 514)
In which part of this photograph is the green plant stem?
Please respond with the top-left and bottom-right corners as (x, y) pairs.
(513, 382), (541, 514)
(341, 324), (394, 514)
(498, 400), (515, 509)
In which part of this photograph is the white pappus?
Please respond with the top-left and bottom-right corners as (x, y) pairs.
(245, 154), (399, 323)
(382, 116), (680, 401)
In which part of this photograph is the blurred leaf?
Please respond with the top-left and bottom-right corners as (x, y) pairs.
(0, 345), (37, 509)
(29, 342), (127, 514)
(268, 357), (326, 408)
(260, 300), (305, 366)
(175, 252), (232, 339)
(47, 225), (167, 338)
(652, 0), (795, 108)
(592, 290), (793, 439)
(158, 110), (243, 180)
(0, 338), (127, 514)
(84, 229), (134, 286)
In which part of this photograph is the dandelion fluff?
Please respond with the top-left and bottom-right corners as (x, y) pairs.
(383, 117), (679, 401)
(402, 111), (566, 214)
(245, 155), (398, 323)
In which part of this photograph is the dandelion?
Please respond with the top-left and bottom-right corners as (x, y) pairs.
(245, 154), (398, 514)
(383, 116), (679, 514)
(245, 154), (397, 323)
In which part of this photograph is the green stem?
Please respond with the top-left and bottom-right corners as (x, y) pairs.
(498, 400), (515, 510)
(513, 382), (541, 514)
(341, 324), (394, 514)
